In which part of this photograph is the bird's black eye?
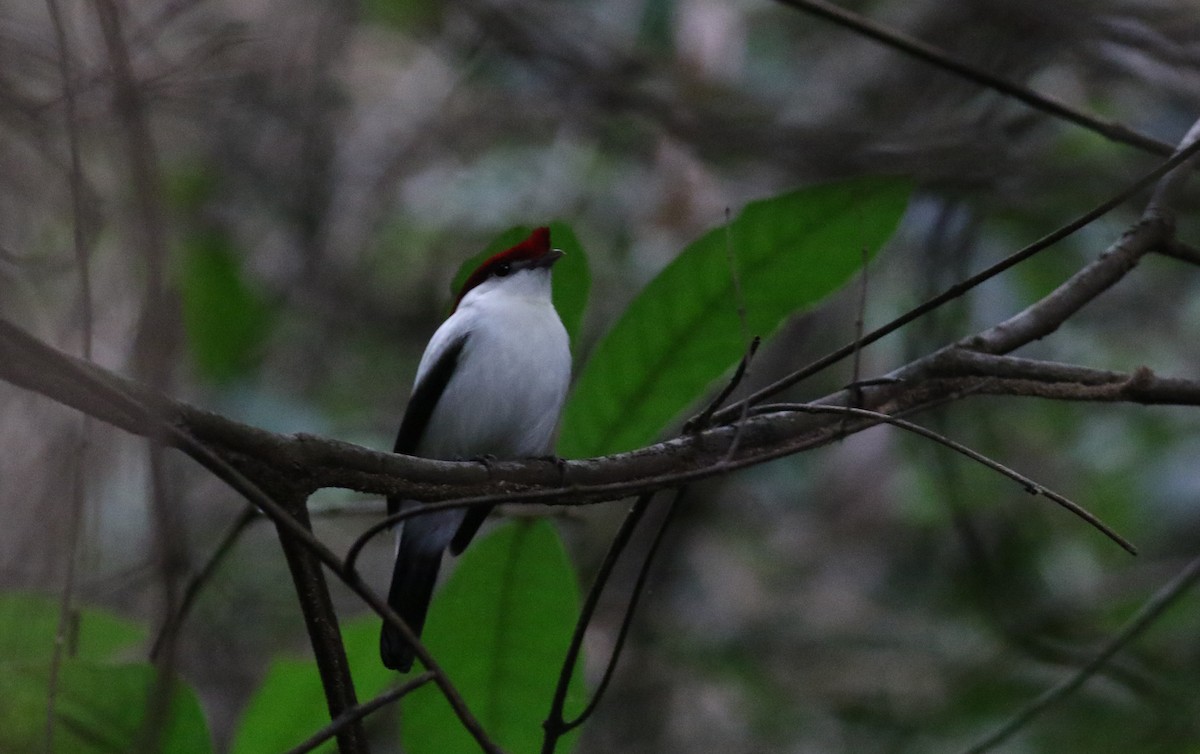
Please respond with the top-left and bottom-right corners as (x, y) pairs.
(493, 262), (512, 277)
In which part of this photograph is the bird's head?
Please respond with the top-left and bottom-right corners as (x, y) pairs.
(453, 227), (564, 311)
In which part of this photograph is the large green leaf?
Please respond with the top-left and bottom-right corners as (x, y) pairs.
(0, 662), (211, 754)
(401, 521), (585, 754)
(0, 593), (210, 754)
(179, 229), (274, 384)
(558, 177), (911, 458)
(230, 616), (395, 754)
(450, 223), (590, 350)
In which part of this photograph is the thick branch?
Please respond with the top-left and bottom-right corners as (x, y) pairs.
(272, 489), (368, 754)
(4, 316), (1200, 514)
(712, 133), (1200, 424)
(962, 218), (1170, 354)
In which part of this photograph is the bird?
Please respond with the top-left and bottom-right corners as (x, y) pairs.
(381, 226), (572, 672)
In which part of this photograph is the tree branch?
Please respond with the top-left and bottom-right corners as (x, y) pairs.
(5, 313), (1200, 519)
(2, 110), (1196, 753)
(962, 552), (1200, 754)
(712, 133), (1200, 424)
(272, 488), (368, 754)
(284, 673), (436, 754)
(0, 316), (503, 753)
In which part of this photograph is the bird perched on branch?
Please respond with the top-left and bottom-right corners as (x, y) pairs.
(381, 227), (571, 672)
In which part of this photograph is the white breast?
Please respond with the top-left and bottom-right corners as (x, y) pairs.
(416, 285), (570, 460)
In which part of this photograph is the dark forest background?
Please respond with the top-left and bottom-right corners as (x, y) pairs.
(3, 1), (1200, 752)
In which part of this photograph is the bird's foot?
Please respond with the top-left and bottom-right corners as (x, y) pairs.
(471, 454), (499, 474)
(536, 453), (569, 483)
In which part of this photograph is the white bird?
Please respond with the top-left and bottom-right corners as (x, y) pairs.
(381, 227), (571, 672)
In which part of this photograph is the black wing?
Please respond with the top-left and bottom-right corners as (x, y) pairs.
(388, 333), (468, 516)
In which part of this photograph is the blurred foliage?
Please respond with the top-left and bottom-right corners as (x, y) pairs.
(178, 229), (275, 384)
(0, 594), (210, 754)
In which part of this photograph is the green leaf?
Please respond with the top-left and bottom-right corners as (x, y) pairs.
(558, 177), (912, 458)
(401, 521), (585, 754)
(0, 593), (210, 754)
(179, 229), (274, 384)
(0, 591), (144, 663)
(450, 223), (591, 349)
(0, 661), (210, 754)
(230, 616), (395, 754)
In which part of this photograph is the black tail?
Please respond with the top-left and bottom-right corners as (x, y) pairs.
(380, 540), (444, 672)
(449, 504), (494, 555)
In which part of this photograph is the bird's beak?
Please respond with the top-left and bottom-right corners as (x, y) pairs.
(535, 249), (565, 268)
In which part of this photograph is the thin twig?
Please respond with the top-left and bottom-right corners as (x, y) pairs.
(753, 402), (1136, 555)
(1157, 239), (1200, 267)
(772, 0), (1174, 158)
(173, 436), (503, 752)
(284, 673), (436, 754)
(850, 246), (869, 391)
(1147, 118), (1200, 214)
(0, 321), (504, 754)
(725, 207), (750, 348)
(839, 246), (871, 438)
(540, 493), (654, 754)
(684, 212), (760, 434)
(718, 209), (757, 463)
(961, 553), (1200, 754)
(274, 491), (368, 754)
(720, 340), (760, 465)
(150, 506), (258, 660)
(560, 488), (683, 731)
(44, 0), (93, 748)
(686, 336), (761, 433)
(6, 314), (1200, 532)
(91, 3), (182, 748)
(712, 134), (1200, 425)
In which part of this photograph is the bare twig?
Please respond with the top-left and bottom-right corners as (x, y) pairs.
(713, 134), (1200, 424)
(958, 122), (1199, 358)
(150, 507), (258, 660)
(6, 315), (1200, 537)
(772, 0), (1174, 158)
(850, 246), (869, 391)
(686, 336), (761, 433)
(1147, 118), (1200, 214)
(752, 402), (1135, 555)
(1158, 239), (1200, 267)
(0, 317), (503, 754)
(718, 210), (757, 462)
(681, 211), (761, 459)
(559, 488), (682, 732)
(961, 553), (1200, 754)
(541, 491), (654, 754)
(273, 491), (368, 754)
(43, 0), (93, 748)
(946, 113), (1200, 751)
(284, 673), (436, 754)
(91, 3), (181, 748)
(839, 246), (871, 438)
(540, 496), (649, 751)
